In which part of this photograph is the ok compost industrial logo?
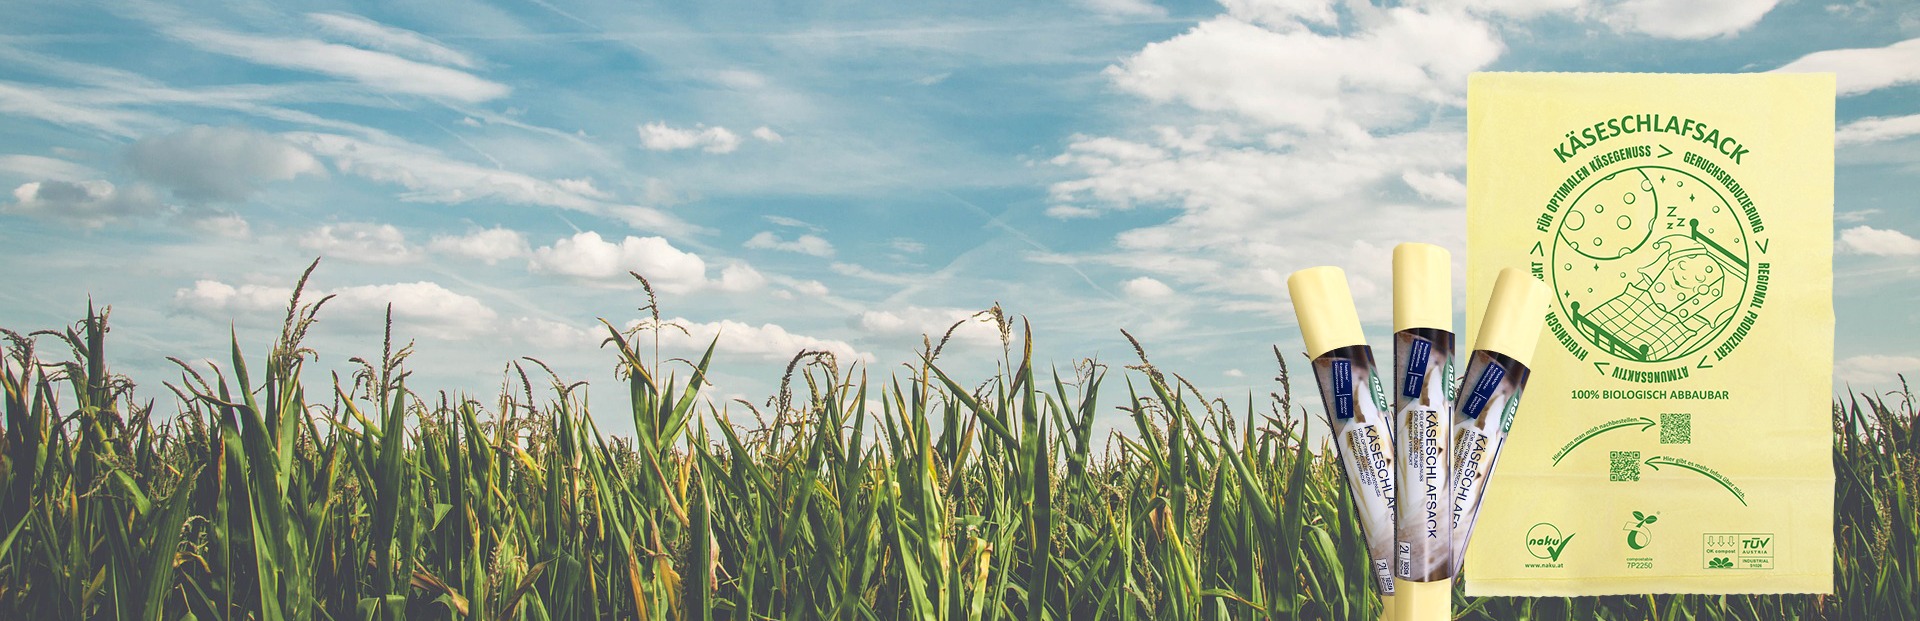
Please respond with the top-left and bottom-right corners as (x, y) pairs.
(1526, 114), (1772, 385)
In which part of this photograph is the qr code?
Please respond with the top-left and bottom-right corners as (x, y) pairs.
(1610, 450), (1641, 481)
(1661, 413), (1692, 444)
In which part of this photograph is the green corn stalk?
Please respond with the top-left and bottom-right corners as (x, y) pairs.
(0, 265), (1913, 620)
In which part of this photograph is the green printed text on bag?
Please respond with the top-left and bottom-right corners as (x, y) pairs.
(1464, 72), (1834, 596)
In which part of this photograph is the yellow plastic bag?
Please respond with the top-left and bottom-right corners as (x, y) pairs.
(1463, 72), (1834, 595)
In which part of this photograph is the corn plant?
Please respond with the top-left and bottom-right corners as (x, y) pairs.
(0, 260), (1912, 620)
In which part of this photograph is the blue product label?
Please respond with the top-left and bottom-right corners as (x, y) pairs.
(1462, 361), (1507, 419)
(1333, 358), (1354, 420)
(1402, 336), (1431, 399)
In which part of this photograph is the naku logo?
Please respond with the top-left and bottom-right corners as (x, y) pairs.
(1526, 523), (1575, 562)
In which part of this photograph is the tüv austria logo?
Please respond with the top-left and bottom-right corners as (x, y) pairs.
(1525, 522), (1574, 568)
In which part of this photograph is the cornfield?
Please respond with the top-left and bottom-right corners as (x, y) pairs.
(0, 262), (1913, 620)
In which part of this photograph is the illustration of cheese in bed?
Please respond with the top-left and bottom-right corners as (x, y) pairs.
(1549, 165), (1753, 364)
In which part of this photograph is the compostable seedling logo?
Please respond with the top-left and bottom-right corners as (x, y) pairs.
(1525, 522), (1574, 567)
(1625, 510), (1658, 550)
(1625, 510), (1659, 570)
(1529, 115), (1772, 385)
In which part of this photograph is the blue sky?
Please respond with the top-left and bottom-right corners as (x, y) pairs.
(2, 0), (1916, 437)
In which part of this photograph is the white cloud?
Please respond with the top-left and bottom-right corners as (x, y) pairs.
(1224, 368), (1246, 378)
(507, 316), (599, 349)
(282, 132), (690, 234)
(1402, 170), (1466, 204)
(175, 279), (497, 339)
(709, 69), (766, 89)
(126, 125), (322, 202)
(1123, 276), (1175, 298)
(648, 317), (873, 364)
(1775, 38), (1920, 96)
(429, 227), (530, 264)
(0, 82), (160, 138)
(859, 306), (1002, 347)
(283, 133), (555, 205)
(1839, 225), (1920, 257)
(6, 179), (161, 227)
(1411, 0), (1587, 19)
(1105, 9), (1501, 132)
(530, 231), (710, 292)
(305, 12), (478, 69)
(180, 210), (251, 239)
(744, 231), (835, 257)
(173, 280), (290, 316)
(1049, 4), (1491, 322)
(1837, 113), (1920, 145)
(716, 262), (768, 292)
(1079, 0), (1168, 19)
(164, 25), (509, 102)
(1836, 209), (1879, 224)
(751, 126), (783, 142)
(1601, 0), (1780, 39)
(326, 282), (498, 337)
(299, 222), (418, 263)
(1835, 354), (1920, 388)
(857, 310), (917, 335)
(792, 279), (830, 296)
(175, 277), (808, 354)
(889, 238), (926, 254)
(638, 122), (742, 153)
(831, 262), (922, 286)
(763, 215), (821, 231)
(1051, 127), (1463, 219)
(552, 177), (612, 199)
(1046, 204), (1103, 219)
(0, 154), (100, 181)
(639, 178), (682, 206)
(299, 223), (420, 263)
(1217, 0), (1337, 29)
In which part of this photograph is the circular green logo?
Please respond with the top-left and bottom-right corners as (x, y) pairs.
(1526, 522), (1570, 561)
(1547, 165), (1755, 364)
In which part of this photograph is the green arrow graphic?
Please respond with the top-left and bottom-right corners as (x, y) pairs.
(1645, 456), (1747, 506)
(1551, 417), (1656, 466)
(1656, 145), (1673, 158)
